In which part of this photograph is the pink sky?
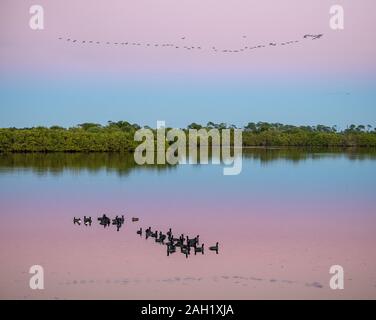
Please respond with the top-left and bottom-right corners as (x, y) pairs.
(0, 0), (375, 75)
(0, 1), (375, 128)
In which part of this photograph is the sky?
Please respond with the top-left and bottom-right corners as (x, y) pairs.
(0, 0), (375, 128)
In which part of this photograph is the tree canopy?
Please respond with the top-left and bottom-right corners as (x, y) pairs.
(0, 121), (375, 152)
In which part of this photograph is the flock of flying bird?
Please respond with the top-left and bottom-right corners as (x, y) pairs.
(57, 33), (323, 54)
(73, 215), (219, 258)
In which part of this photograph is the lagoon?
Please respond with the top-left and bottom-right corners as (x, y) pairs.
(0, 148), (375, 299)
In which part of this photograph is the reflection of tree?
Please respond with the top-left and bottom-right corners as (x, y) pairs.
(242, 147), (376, 164)
(0, 148), (375, 176)
(0, 153), (175, 177)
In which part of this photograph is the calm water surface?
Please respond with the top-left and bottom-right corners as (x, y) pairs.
(0, 149), (375, 299)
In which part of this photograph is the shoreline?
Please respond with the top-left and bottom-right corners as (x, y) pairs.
(1, 145), (376, 154)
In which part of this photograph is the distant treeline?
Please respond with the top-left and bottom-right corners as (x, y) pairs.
(0, 121), (376, 152)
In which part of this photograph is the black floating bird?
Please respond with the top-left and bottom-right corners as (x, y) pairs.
(132, 217), (139, 222)
(73, 217), (81, 226)
(172, 235), (180, 242)
(98, 214), (111, 228)
(174, 239), (183, 247)
(167, 244), (176, 256)
(181, 245), (190, 258)
(145, 227), (152, 239)
(83, 216), (92, 226)
(187, 235), (199, 247)
(112, 215), (124, 232)
(137, 228), (142, 236)
(209, 242), (219, 254)
(159, 232), (167, 244)
(194, 244), (204, 255)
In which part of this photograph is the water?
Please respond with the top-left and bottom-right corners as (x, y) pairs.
(0, 149), (376, 299)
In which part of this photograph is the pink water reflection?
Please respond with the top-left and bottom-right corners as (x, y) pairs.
(1, 151), (376, 299)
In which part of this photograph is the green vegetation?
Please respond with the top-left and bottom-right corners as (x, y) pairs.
(0, 121), (376, 153)
(241, 122), (376, 147)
